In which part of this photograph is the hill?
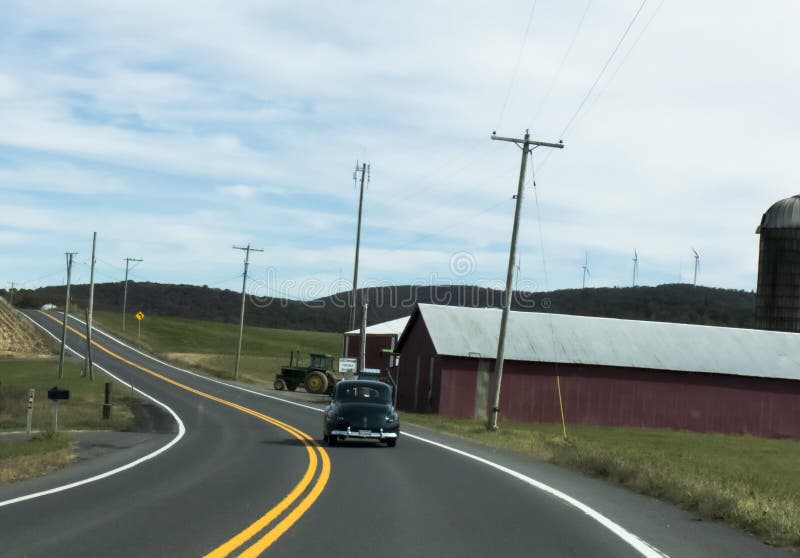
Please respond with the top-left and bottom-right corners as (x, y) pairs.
(2, 282), (756, 333)
(0, 297), (49, 356)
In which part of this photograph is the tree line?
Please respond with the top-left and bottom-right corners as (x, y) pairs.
(2, 281), (756, 333)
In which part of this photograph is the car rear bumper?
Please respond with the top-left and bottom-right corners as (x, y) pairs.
(330, 427), (399, 440)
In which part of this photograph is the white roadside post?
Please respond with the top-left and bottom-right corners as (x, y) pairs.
(26, 389), (35, 438)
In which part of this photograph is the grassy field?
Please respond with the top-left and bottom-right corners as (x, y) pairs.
(402, 413), (800, 549)
(0, 357), (138, 485)
(0, 358), (135, 432)
(91, 310), (341, 385)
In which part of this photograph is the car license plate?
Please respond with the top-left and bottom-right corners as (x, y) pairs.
(358, 429), (372, 437)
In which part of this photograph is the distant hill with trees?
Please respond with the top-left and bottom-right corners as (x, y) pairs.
(3, 282), (756, 333)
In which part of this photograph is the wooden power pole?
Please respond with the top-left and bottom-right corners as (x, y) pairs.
(487, 130), (563, 431)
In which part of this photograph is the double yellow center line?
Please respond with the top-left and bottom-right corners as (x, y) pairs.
(39, 311), (330, 556)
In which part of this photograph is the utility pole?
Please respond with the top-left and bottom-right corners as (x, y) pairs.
(84, 232), (97, 379)
(233, 243), (263, 381)
(122, 257), (143, 331)
(58, 252), (78, 379)
(488, 130), (563, 431)
(8, 282), (15, 306)
(359, 300), (368, 373)
(349, 161), (370, 332)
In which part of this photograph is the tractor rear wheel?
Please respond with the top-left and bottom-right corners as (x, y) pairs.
(305, 371), (329, 394)
(273, 378), (286, 391)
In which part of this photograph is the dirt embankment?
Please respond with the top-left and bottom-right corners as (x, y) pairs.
(0, 298), (50, 357)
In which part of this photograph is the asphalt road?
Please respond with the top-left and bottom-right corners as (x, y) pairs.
(0, 310), (792, 557)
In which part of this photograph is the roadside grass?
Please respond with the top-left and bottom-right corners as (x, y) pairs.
(0, 357), (139, 486)
(91, 310), (341, 385)
(0, 432), (74, 485)
(401, 413), (800, 549)
(0, 358), (135, 432)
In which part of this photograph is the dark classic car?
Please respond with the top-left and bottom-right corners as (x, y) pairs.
(323, 380), (399, 447)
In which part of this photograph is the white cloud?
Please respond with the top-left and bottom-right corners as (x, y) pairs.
(2, 0), (799, 294)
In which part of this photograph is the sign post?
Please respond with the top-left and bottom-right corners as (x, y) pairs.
(47, 387), (70, 433)
(135, 311), (144, 340)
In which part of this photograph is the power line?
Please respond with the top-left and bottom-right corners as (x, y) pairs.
(496, 0), (539, 130)
(559, 0), (649, 140)
(579, 0), (665, 121)
(529, 0), (593, 127)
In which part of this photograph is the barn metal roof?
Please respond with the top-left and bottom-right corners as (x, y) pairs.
(409, 304), (800, 381)
(345, 316), (410, 336)
(756, 194), (800, 231)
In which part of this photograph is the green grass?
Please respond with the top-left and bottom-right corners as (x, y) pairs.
(91, 310), (341, 384)
(0, 358), (140, 485)
(0, 358), (135, 432)
(402, 413), (800, 549)
(0, 432), (74, 485)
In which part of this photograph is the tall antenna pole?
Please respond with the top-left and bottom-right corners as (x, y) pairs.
(349, 161), (369, 331)
(488, 130), (564, 431)
(692, 248), (699, 286)
(85, 232), (97, 379)
(8, 282), (15, 306)
(122, 257), (143, 331)
(233, 243), (263, 380)
(58, 252), (78, 379)
(632, 250), (638, 287)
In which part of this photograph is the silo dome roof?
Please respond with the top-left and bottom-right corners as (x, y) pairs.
(756, 195), (800, 232)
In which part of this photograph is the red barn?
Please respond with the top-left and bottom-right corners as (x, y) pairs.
(342, 316), (410, 373)
(394, 304), (800, 438)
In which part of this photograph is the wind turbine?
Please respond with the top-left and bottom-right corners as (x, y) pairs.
(632, 250), (639, 287)
(692, 248), (699, 286)
(581, 252), (590, 289)
(515, 255), (521, 291)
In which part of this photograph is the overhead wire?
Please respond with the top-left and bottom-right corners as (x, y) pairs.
(496, 0), (539, 131)
(529, 0), (593, 128)
(528, 0), (652, 180)
(580, 0), (665, 121)
(558, 0), (649, 140)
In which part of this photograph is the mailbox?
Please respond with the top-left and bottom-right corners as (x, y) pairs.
(47, 387), (70, 401)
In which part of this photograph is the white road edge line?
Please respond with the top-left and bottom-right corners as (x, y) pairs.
(67, 313), (669, 558)
(0, 312), (186, 509)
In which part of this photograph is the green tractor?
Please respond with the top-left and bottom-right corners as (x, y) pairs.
(274, 352), (338, 394)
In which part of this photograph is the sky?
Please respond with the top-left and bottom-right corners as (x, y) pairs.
(1, 0), (798, 300)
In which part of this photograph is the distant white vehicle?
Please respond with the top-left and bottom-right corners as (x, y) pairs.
(40, 304), (57, 311)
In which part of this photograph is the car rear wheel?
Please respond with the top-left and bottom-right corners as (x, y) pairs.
(305, 371), (329, 394)
(327, 434), (338, 446)
(273, 378), (286, 391)
(386, 438), (397, 447)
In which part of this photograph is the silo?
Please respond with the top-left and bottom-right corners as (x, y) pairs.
(755, 194), (800, 331)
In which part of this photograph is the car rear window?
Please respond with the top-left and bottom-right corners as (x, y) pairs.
(336, 383), (391, 403)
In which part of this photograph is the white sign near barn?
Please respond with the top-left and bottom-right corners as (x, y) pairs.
(338, 358), (357, 378)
